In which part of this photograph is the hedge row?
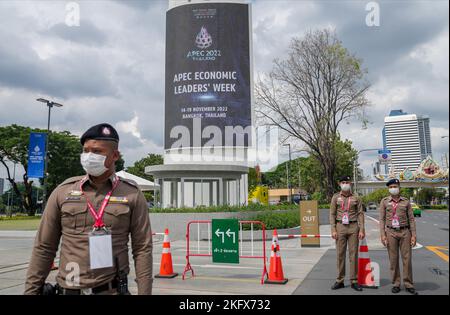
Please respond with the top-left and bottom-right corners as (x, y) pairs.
(151, 203), (330, 213)
(240, 210), (300, 231)
(0, 215), (41, 221)
(150, 203), (301, 213)
(422, 204), (448, 210)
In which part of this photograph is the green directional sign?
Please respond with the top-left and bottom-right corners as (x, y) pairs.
(212, 219), (240, 264)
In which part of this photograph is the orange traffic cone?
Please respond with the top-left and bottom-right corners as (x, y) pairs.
(358, 238), (378, 288)
(155, 229), (178, 279)
(265, 229), (288, 284)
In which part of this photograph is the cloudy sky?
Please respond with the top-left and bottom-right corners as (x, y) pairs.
(0, 0), (448, 181)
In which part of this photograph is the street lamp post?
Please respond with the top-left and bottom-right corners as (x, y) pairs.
(283, 144), (292, 203)
(36, 98), (63, 211)
(12, 161), (16, 212)
(354, 148), (382, 193)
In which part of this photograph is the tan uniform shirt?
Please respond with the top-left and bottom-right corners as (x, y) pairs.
(379, 196), (416, 238)
(330, 192), (365, 233)
(24, 175), (153, 295)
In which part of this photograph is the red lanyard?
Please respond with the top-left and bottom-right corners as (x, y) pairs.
(391, 200), (400, 217)
(80, 176), (120, 229)
(340, 196), (352, 213)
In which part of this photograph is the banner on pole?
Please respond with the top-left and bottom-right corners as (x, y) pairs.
(27, 132), (47, 179)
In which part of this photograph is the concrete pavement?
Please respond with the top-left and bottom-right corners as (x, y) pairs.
(0, 225), (334, 295)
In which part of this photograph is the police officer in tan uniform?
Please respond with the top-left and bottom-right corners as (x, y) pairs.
(330, 176), (365, 291)
(379, 179), (418, 295)
(24, 123), (153, 295)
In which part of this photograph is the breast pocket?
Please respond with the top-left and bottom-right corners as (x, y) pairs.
(61, 202), (88, 235)
(397, 205), (409, 220)
(103, 204), (131, 234)
(350, 199), (359, 212)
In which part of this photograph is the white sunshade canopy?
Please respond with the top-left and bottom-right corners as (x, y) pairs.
(116, 170), (160, 191)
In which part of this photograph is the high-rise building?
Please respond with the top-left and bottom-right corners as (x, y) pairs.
(417, 116), (432, 160)
(373, 161), (381, 175)
(382, 110), (433, 174)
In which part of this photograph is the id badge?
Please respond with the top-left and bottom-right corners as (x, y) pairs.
(342, 213), (350, 225)
(89, 228), (113, 270)
(392, 216), (400, 228)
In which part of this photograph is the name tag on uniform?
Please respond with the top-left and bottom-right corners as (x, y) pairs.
(342, 213), (350, 225)
(392, 216), (400, 228)
(109, 196), (129, 204)
(89, 230), (113, 270)
(66, 190), (83, 202)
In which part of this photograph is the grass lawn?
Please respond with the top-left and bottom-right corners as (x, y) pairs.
(0, 218), (41, 230)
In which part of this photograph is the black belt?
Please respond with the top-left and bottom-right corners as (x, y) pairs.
(387, 225), (410, 230)
(336, 220), (357, 223)
(58, 280), (118, 295)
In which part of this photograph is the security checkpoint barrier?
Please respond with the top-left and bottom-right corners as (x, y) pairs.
(152, 232), (166, 242)
(182, 220), (269, 285)
(277, 234), (332, 239)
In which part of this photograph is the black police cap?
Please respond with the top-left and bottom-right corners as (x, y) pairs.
(80, 123), (119, 145)
(339, 175), (352, 182)
(386, 179), (400, 187)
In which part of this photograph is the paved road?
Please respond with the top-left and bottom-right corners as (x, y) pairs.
(368, 209), (449, 248)
(294, 210), (449, 295)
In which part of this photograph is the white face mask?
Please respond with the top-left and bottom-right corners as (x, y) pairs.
(80, 152), (108, 177)
(389, 188), (400, 196)
(340, 183), (351, 192)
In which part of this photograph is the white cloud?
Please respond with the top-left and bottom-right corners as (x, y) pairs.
(117, 114), (143, 141)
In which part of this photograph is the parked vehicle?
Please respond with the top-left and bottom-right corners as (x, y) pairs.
(366, 202), (378, 212)
(411, 203), (422, 217)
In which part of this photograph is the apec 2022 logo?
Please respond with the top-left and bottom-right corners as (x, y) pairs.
(187, 26), (222, 61)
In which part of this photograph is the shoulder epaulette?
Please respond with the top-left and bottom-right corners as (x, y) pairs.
(58, 175), (85, 187)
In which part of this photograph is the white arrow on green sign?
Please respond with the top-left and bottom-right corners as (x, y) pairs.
(212, 219), (239, 264)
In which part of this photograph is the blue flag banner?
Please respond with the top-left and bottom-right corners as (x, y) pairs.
(27, 132), (47, 179)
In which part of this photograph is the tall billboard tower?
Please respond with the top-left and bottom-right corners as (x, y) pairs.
(146, 0), (252, 208)
(165, 0), (253, 165)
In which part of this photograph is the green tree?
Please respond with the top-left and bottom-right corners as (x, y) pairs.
(256, 29), (370, 200)
(1, 184), (44, 214)
(297, 157), (322, 193)
(116, 154), (125, 172)
(415, 188), (446, 205)
(0, 125), (85, 216)
(362, 188), (389, 204)
(125, 154), (163, 182)
(43, 131), (84, 197)
(248, 167), (258, 193)
(362, 188), (414, 204)
(262, 137), (358, 197)
(125, 154), (163, 202)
